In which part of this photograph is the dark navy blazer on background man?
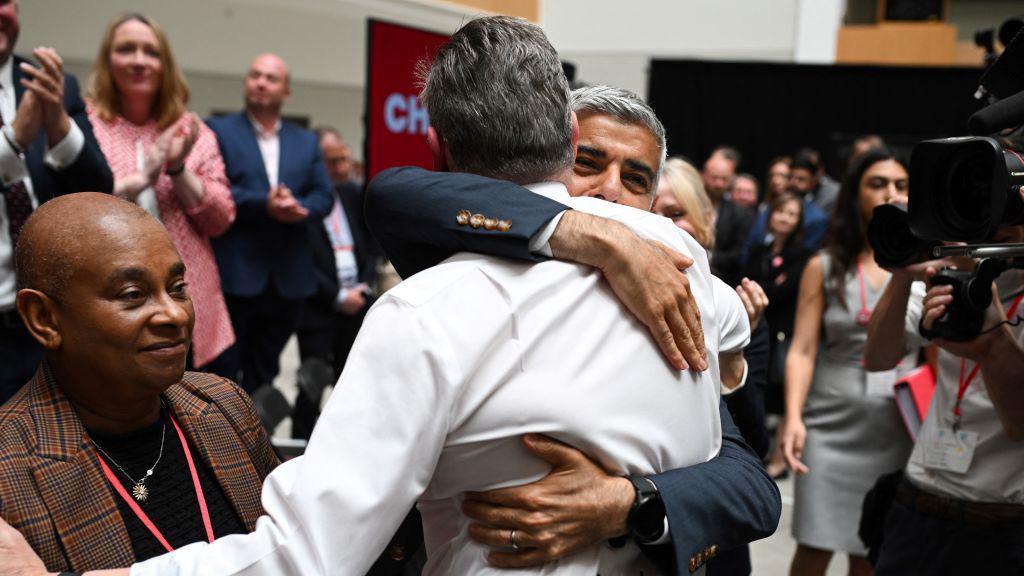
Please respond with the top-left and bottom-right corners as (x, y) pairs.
(207, 112), (333, 299)
(206, 112), (332, 392)
(365, 166), (781, 576)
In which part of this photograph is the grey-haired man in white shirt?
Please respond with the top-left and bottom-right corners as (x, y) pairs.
(0, 14), (756, 576)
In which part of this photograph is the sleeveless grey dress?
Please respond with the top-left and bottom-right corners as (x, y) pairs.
(792, 253), (924, 555)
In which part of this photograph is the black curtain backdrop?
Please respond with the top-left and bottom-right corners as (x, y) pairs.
(648, 59), (986, 183)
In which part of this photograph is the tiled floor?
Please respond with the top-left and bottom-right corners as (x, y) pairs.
(272, 336), (847, 575)
(750, 474), (847, 575)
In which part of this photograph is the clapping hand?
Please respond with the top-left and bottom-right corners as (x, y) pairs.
(163, 113), (202, 173)
(141, 138), (169, 187)
(267, 184), (309, 223)
(18, 47), (70, 148)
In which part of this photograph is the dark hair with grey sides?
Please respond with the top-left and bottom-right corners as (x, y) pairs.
(418, 16), (573, 184)
(570, 85), (667, 185)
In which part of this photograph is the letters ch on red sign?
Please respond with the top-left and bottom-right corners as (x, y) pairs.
(365, 20), (450, 180)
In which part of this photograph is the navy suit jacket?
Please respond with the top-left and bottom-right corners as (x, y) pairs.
(206, 112), (333, 300)
(12, 56), (113, 200)
(366, 167), (781, 575)
(301, 182), (384, 331)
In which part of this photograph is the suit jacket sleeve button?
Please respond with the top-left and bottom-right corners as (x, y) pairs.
(483, 217), (498, 230)
(469, 213), (485, 228)
(456, 210), (471, 225)
(497, 219), (511, 232)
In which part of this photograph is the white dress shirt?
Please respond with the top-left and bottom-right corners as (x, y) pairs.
(248, 114), (280, 188)
(0, 56), (85, 310)
(132, 182), (748, 576)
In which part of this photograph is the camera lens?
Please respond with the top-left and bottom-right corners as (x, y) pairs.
(870, 203), (940, 268)
(943, 148), (993, 235)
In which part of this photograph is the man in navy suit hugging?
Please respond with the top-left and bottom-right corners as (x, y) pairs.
(206, 53), (332, 394)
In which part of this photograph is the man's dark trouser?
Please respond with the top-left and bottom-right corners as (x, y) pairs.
(213, 286), (304, 395)
(875, 485), (1024, 575)
(0, 310), (42, 404)
(293, 306), (368, 440)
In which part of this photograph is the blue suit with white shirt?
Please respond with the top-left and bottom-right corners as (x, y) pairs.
(205, 111), (332, 391)
(207, 112), (333, 299)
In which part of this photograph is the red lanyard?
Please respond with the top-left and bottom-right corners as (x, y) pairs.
(954, 291), (1024, 425)
(95, 413), (215, 552)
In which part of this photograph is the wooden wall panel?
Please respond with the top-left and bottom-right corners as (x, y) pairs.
(836, 23), (958, 66)
(441, 0), (539, 21)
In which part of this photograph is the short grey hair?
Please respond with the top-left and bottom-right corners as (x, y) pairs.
(570, 85), (667, 187)
(419, 16), (573, 184)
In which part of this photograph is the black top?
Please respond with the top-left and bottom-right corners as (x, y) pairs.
(87, 403), (247, 562)
(745, 236), (811, 340)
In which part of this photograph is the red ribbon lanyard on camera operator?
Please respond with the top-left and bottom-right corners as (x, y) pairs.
(954, 291), (1024, 430)
(855, 262), (873, 327)
(95, 413), (215, 552)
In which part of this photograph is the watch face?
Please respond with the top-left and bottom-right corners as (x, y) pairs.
(633, 495), (667, 541)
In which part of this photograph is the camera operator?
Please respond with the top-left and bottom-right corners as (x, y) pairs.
(863, 226), (1024, 575)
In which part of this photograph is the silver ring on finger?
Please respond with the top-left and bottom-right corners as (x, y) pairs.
(509, 528), (519, 550)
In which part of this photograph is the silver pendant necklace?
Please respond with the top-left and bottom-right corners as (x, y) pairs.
(92, 416), (167, 502)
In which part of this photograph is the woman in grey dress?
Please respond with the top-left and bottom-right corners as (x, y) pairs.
(780, 148), (926, 576)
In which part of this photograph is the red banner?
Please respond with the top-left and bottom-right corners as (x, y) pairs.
(365, 20), (450, 181)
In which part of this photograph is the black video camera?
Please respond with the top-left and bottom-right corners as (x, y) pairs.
(868, 28), (1024, 341)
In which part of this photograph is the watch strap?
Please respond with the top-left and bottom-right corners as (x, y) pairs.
(626, 475), (666, 544)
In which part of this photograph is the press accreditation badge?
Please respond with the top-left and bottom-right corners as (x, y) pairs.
(865, 369), (898, 397)
(921, 427), (979, 473)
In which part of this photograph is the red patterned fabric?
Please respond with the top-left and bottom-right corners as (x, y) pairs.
(0, 113), (32, 247)
(2, 179), (30, 246)
(88, 106), (236, 367)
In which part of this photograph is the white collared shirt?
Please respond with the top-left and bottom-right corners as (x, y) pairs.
(0, 56), (85, 309)
(132, 182), (748, 576)
(248, 114), (281, 188)
(906, 271), (1024, 503)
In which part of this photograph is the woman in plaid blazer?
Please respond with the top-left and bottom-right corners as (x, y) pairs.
(0, 368), (279, 572)
(0, 192), (279, 572)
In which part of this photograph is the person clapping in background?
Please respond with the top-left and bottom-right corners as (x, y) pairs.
(87, 13), (236, 372)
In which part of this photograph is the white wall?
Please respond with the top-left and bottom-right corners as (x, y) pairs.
(542, 0), (802, 95)
(793, 0), (845, 64)
(19, 0), (483, 157)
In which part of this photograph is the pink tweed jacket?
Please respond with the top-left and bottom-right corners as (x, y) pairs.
(88, 107), (236, 367)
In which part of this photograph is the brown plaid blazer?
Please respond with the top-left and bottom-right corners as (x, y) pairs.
(0, 367), (280, 572)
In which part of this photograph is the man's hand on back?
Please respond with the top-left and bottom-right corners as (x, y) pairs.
(549, 210), (707, 371)
(462, 434), (633, 568)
